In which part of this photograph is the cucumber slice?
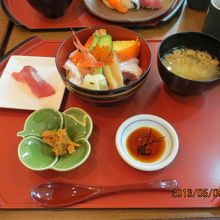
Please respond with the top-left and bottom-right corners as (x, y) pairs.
(88, 35), (100, 51)
(98, 34), (113, 51)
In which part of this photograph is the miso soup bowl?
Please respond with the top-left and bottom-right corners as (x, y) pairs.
(56, 25), (152, 104)
(157, 32), (220, 96)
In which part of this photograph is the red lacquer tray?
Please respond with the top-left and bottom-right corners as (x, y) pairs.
(0, 37), (220, 209)
(1, 0), (184, 31)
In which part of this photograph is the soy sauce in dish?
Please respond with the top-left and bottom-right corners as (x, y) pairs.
(126, 127), (165, 163)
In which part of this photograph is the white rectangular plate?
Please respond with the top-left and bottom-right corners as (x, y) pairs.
(0, 55), (65, 110)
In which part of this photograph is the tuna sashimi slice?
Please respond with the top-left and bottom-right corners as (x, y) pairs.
(12, 65), (55, 98)
(140, 0), (163, 9)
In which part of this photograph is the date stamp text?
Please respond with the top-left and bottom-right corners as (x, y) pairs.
(171, 188), (220, 198)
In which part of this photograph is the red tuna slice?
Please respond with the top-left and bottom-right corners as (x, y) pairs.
(12, 65), (55, 98)
(140, 0), (163, 9)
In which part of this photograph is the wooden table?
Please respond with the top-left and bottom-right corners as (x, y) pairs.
(1, 2), (220, 220)
(0, 2), (9, 38)
(0, 1), (12, 57)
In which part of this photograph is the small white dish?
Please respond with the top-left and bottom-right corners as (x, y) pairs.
(0, 55), (65, 110)
(115, 114), (179, 171)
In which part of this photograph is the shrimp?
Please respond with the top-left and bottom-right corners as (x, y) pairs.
(70, 32), (104, 75)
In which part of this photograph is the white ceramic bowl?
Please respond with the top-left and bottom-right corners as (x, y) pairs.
(115, 114), (179, 171)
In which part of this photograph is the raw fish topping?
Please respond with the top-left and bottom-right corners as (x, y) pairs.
(12, 65), (55, 98)
(102, 0), (163, 13)
(140, 0), (163, 8)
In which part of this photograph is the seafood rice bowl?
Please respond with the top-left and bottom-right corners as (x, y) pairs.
(55, 25), (152, 104)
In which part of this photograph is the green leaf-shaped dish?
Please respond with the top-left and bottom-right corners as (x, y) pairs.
(52, 138), (91, 171)
(18, 136), (58, 171)
(63, 107), (93, 140)
(17, 108), (63, 138)
(17, 107), (93, 172)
